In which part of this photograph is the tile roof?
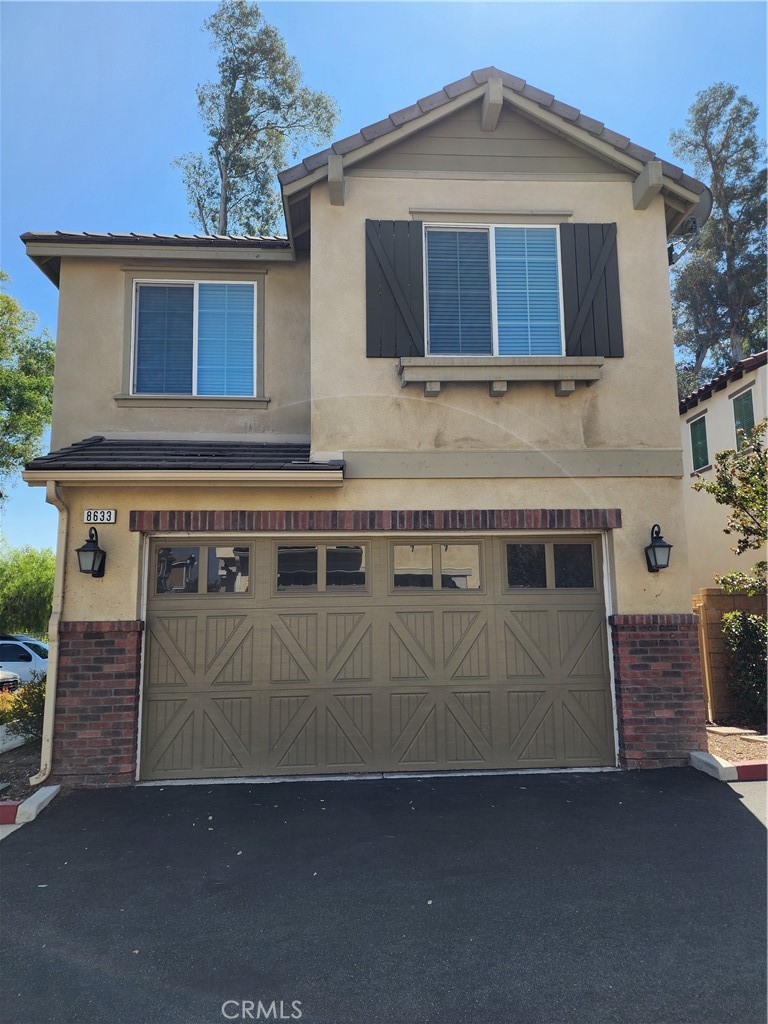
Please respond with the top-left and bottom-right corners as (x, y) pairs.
(20, 231), (290, 249)
(25, 437), (343, 473)
(278, 66), (707, 196)
(679, 351), (767, 414)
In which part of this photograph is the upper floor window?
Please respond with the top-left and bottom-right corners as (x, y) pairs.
(732, 389), (755, 446)
(425, 226), (563, 357)
(690, 415), (709, 471)
(134, 282), (256, 396)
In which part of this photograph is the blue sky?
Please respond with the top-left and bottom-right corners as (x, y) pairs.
(1, 0), (765, 550)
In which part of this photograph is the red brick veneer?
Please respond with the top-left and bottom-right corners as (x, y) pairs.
(52, 621), (144, 787)
(130, 508), (622, 532)
(609, 614), (706, 769)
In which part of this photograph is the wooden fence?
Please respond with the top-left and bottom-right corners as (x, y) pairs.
(691, 588), (766, 722)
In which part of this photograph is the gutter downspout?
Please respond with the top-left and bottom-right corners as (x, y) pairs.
(30, 481), (67, 786)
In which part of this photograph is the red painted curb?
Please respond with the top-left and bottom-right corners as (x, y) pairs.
(733, 761), (768, 781)
(0, 801), (20, 825)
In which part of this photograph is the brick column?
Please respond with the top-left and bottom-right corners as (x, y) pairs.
(53, 621), (144, 787)
(609, 614), (706, 769)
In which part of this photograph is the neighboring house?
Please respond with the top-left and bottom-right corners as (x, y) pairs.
(679, 351), (767, 595)
(22, 68), (710, 788)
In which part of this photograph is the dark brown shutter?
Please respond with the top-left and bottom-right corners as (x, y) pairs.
(560, 223), (624, 358)
(366, 220), (425, 357)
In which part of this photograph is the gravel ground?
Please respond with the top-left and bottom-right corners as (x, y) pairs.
(707, 730), (768, 763)
(0, 742), (41, 801)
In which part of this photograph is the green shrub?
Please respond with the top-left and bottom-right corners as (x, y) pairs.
(0, 674), (45, 742)
(721, 612), (767, 727)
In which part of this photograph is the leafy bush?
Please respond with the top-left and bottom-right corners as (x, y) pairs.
(0, 674), (45, 741)
(722, 612), (767, 727)
(0, 543), (55, 637)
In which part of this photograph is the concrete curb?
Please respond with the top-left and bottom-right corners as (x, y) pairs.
(690, 750), (768, 782)
(16, 785), (61, 823)
(0, 785), (60, 826)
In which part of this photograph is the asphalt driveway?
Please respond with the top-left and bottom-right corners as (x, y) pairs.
(1, 769), (765, 1024)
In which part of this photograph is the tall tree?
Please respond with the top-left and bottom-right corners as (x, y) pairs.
(670, 83), (766, 389)
(0, 272), (55, 500)
(174, 0), (339, 236)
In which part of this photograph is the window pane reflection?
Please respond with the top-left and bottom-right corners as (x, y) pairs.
(207, 546), (250, 593)
(554, 544), (594, 588)
(277, 547), (318, 589)
(393, 545), (433, 588)
(156, 547), (199, 594)
(326, 545), (366, 588)
(441, 545), (481, 589)
(506, 544), (546, 589)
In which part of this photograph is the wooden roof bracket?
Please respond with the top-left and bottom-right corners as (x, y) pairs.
(328, 154), (345, 206)
(481, 77), (503, 132)
(633, 160), (664, 210)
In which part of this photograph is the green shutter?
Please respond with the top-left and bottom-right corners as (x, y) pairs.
(559, 223), (624, 358)
(733, 391), (755, 445)
(366, 220), (425, 358)
(690, 417), (709, 470)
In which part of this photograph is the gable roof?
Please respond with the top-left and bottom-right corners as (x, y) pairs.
(679, 351), (767, 414)
(279, 67), (705, 194)
(280, 67), (709, 250)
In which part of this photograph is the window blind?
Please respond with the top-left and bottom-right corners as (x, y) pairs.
(135, 285), (194, 394)
(495, 228), (562, 356)
(427, 230), (492, 355)
(197, 284), (255, 396)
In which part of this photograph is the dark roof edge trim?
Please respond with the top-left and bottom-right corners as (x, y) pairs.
(679, 351), (767, 414)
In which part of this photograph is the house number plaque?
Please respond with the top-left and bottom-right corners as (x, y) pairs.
(83, 509), (117, 524)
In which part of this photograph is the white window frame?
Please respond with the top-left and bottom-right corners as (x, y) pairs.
(422, 223), (566, 358)
(131, 279), (259, 397)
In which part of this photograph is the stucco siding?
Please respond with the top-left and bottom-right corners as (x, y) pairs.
(51, 474), (691, 623)
(310, 176), (680, 456)
(51, 257), (311, 449)
(681, 367), (766, 593)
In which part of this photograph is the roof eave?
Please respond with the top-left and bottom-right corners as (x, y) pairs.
(22, 468), (345, 488)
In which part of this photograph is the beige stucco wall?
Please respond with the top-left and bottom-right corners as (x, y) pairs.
(51, 256), (311, 449)
(49, 473), (691, 622)
(681, 366), (766, 593)
(309, 176), (681, 456)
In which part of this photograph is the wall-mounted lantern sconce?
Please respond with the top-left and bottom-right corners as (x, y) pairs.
(644, 524), (672, 573)
(76, 527), (107, 578)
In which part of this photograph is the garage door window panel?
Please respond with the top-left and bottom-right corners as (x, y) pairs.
(277, 547), (318, 590)
(156, 546), (200, 594)
(392, 542), (483, 592)
(554, 544), (595, 589)
(207, 546), (250, 593)
(326, 545), (366, 589)
(505, 540), (599, 591)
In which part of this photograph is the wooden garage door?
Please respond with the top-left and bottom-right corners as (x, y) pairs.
(140, 536), (615, 780)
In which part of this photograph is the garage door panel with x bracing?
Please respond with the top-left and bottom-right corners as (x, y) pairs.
(140, 536), (616, 779)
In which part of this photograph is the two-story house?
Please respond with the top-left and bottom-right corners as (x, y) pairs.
(23, 69), (710, 787)
(679, 351), (767, 595)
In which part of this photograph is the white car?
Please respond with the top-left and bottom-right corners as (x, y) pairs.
(0, 636), (48, 684)
(0, 669), (22, 692)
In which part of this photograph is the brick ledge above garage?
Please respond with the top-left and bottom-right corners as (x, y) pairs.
(129, 508), (622, 532)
